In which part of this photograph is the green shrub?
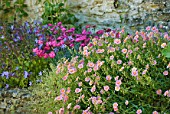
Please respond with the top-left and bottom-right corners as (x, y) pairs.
(41, 0), (78, 26)
(30, 26), (170, 114)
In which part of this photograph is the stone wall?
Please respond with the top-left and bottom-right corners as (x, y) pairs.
(0, 0), (44, 22)
(1, 0), (170, 30)
(67, 0), (170, 29)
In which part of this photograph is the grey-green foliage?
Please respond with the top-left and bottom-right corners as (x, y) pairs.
(27, 63), (66, 113)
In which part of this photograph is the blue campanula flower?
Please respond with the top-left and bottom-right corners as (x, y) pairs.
(33, 20), (37, 25)
(54, 48), (59, 53)
(1, 71), (9, 77)
(42, 25), (48, 29)
(61, 44), (66, 49)
(27, 29), (31, 34)
(12, 73), (15, 76)
(5, 84), (9, 89)
(29, 81), (32, 86)
(6, 75), (9, 79)
(15, 66), (19, 70)
(56, 27), (58, 30)
(40, 37), (45, 41)
(17, 36), (20, 40)
(68, 36), (73, 40)
(13, 38), (18, 42)
(1, 35), (4, 39)
(24, 71), (28, 78)
(39, 71), (42, 76)
(35, 38), (38, 43)
(36, 79), (42, 83)
(63, 38), (67, 42)
(33, 28), (38, 33)
(11, 25), (14, 30)
(25, 22), (29, 27)
(0, 26), (2, 29)
(34, 20), (41, 25)
(38, 44), (43, 49)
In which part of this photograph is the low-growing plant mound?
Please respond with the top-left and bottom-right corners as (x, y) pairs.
(30, 27), (170, 114)
(0, 22), (50, 88)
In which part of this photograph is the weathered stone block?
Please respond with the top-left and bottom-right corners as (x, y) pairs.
(90, 7), (104, 15)
(163, 8), (170, 13)
(132, 0), (143, 4)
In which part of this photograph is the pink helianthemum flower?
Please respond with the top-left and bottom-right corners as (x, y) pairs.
(85, 77), (90, 82)
(60, 88), (65, 94)
(54, 95), (62, 101)
(68, 68), (77, 74)
(136, 109), (142, 114)
(106, 75), (112, 81)
(115, 80), (122, 86)
(110, 55), (114, 60)
(146, 26), (151, 31)
(125, 100), (129, 105)
(109, 47), (115, 52)
(104, 85), (110, 91)
(91, 85), (96, 93)
(87, 62), (95, 68)
(131, 67), (138, 77)
(67, 103), (72, 109)
(113, 102), (118, 108)
(164, 90), (169, 96)
(115, 86), (120, 91)
(78, 82), (82, 87)
(152, 111), (159, 114)
(62, 74), (68, 81)
(161, 43), (167, 48)
(114, 39), (121, 44)
(122, 48), (127, 54)
(74, 105), (81, 110)
(117, 60), (122, 65)
(75, 88), (82, 93)
(100, 89), (104, 94)
(163, 71), (168, 76)
(78, 64), (84, 69)
(156, 89), (162, 95)
(115, 76), (119, 81)
(59, 108), (64, 114)
(48, 112), (52, 114)
(96, 49), (105, 53)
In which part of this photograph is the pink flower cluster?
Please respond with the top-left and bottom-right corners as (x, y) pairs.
(91, 96), (103, 105)
(33, 22), (91, 58)
(156, 89), (170, 97)
(85, 60), (104, 73)
(51, 25), (170, 113)
(131, 67), (138, 77)
(113, 102), (119, 112)
(114, 76), (122, 91)
(54, 87), (70, 102)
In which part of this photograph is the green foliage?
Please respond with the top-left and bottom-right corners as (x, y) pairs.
(29, 28), (170, 113)
(41, 0), (78, 26)
(0, 0), (28, 22)
(162, 42), (170, 58)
